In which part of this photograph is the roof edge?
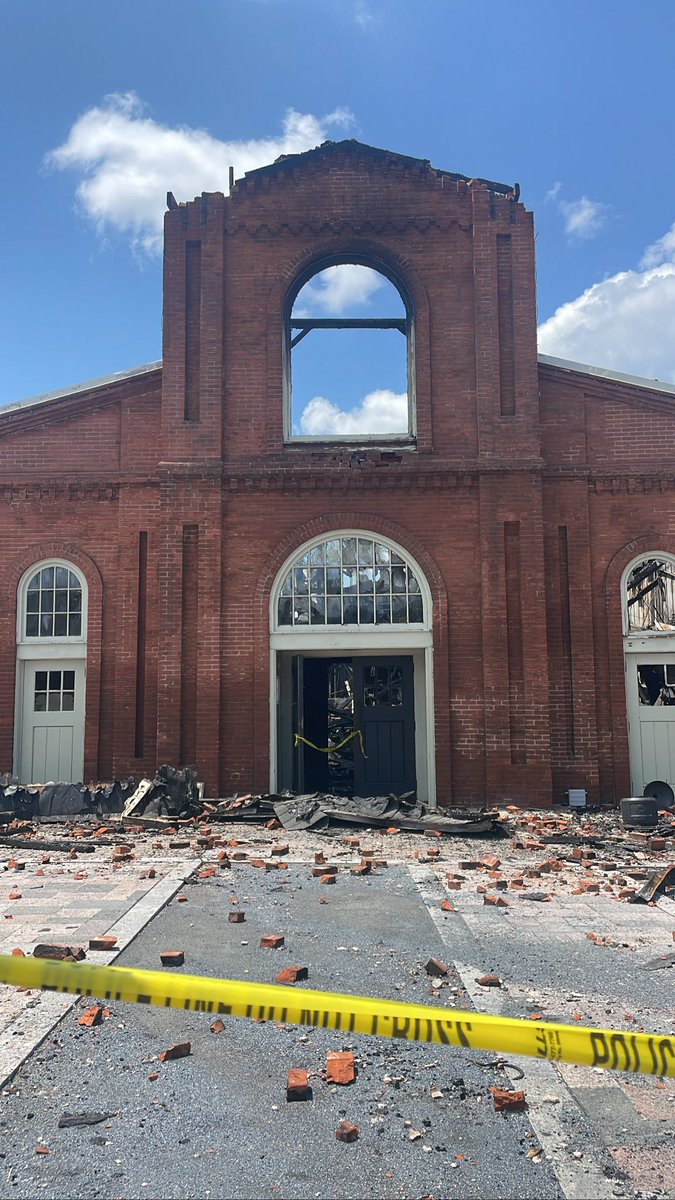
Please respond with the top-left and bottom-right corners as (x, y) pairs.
(538, 353), (675, 399)
(0, 361), (163, 419)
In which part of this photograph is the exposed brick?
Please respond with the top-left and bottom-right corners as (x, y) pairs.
(160, 950), (185, 966)
(287, 1068), (311, 1101)
(276, 965), (308, 984)
(335, 1120), (359, 1142)
(326, 1051), (356, 1085)
(260, 934), (284, 949)
(88, 936), (118, 951)
(425, 957), (449, 977)
(159, 1042), (191, 1061)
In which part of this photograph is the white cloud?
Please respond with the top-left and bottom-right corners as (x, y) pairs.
(299, 389), (408, 436)
(45, 94), (354, 254)
(546, 182), (606, 241)
(295, 264), (385, 316)
(353, 1), (376, 30)
(641, 222), (675, 269)
(538, 260), (675, 382)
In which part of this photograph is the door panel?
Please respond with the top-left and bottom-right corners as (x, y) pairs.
(626, 653), (675, 798)
(20, 661), (85, 783)
(353, 656), (416, 795)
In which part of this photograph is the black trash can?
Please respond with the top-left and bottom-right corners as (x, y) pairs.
(620, 797), (659, 829)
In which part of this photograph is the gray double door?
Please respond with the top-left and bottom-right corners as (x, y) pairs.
(292, 654), (416, 797)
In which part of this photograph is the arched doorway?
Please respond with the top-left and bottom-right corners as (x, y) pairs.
(623, 553), (675, 805)
(14, 560), (88, 784)
(270, 531), (435, 802)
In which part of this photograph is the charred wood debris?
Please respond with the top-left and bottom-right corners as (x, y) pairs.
(0, 767), (672, 908)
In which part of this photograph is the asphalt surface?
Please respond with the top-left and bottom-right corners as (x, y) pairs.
(0, 860), (576, 1200)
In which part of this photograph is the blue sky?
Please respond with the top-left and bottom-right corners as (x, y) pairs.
(2, 0), (675, 421)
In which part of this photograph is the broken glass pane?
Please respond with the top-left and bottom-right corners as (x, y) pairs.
(343, 596), (358, 623)
(358, 596), (374, 623)
(627, 558), (675, 631)
(342, 538), (357, 565)
(280, 572), (292, 596)
(376, 596), (391, 623)
(326, 596), (342, 623)
(278, 598), (293, 626)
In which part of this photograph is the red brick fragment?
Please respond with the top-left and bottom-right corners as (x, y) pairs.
(148, 1072), (159, 1080)
(228, 911), (245, 923)
(335, 1120), (359, 1142)
(314, 851), (326, 864)
(198, 867), (217, 879)
(11, 947), (24, 957)
(78, 1004), (105, 1028)
(276, 965), (309, 984)
(8, 891), (21, 900)
(35, 1145), (49, 1155)
(490, 1087), (527, 1112)
(250, 858), (266, 868)
(425, 957), (449, 977)
(481, 855), (501, 870)
(440, 899), (455, 912)
(475, 975), (502, 987)
(271, 844), (289, 856)
(326, 1051), (356, 1085)
(483, 894), (509, 907)
(176, 894), (188, 903)
(320, 874), (336, 885)
(649, 837), (666, 851)
(260, 934), (284, 949)
(351, 862), (371, 876)
(445, 880), (462, 891)
(160, 950), (184, 966)
(159, 1042), (191, 1061)
(210, 1019), (226, 1033)
(287, 1068), (311, 1100)
(312, 864), (337, 877)
(88, 936), (118, 951)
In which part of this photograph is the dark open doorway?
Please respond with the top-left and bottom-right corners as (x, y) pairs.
(288, 654), (417, 797)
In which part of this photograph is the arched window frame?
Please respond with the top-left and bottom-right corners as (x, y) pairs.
(16, 559), (89, 647)
(622, 551), (675, 637)
(270, 531), (432, 634)
(282, 253), (416, 445)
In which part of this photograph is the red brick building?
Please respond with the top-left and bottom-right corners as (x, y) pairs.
(3, 140), (675, 808)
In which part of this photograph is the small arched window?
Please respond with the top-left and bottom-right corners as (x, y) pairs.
(275, 535), (426, 628)
(19, 562), (86, 642)
(625, 556), (675, 633)
(284, 260), (414, 443)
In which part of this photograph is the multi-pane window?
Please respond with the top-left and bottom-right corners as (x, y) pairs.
(25, 566), (83, 638)
(277, 537), (424, 627)
(34, 669), (75, 712)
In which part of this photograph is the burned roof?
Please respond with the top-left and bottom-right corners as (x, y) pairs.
(240, 138), (518, 197)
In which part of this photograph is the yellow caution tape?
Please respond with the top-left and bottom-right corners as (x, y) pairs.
(294, 729), (367, 757)
(0, 954), (672, 1077)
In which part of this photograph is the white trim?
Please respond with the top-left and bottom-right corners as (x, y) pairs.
(268, 529), (436, 803)
(16, 559), (88, 647)
(620, 550), (675, 637)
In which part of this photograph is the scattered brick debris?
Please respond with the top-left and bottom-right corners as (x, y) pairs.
(210, 1019), (226, 1034)
(271, 844), (289, 856)
(260, 934), (284, 949)
(481, 855), (501, 870)
(35, 1145), (50, 1155)
(320, 874), (336, 885)
(483, 894), (509, 907)
(335, 1120), (359, 1143)
(287, 1068), (311, 1101)
(440, 899), (455, 912)
(198, 867), (217, 879)
(326, 1050), (356, 1085)
(148, 1072), (159, 1081)
(475, 975), (502, 987)
(34, 944), (86, 961)
(78, 1005), (105, 1028)
(11, 948), (24, 957)
(8, 891), (21, 900)
(58, 1111), (114, 1128)
(160, 950), (185, 967)
(88, 936), (118, 952)
(489, 1087), (527, 1112)
(176, 894), (188, 903)
(228, 912), (245, 923)
(425, 957), (449, 977)
(351, 863), (371, 876)
(276, 965), (308, 984)
(159, 1042), (191, 1061)
(312, 865), (337, 877)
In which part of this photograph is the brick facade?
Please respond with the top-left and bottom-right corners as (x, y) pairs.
(2, 140), (674, 806)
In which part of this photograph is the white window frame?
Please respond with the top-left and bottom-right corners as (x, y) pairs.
(16, 559), (88, 660)
(622, 551), (675, 648)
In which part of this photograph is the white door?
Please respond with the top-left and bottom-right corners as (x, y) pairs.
(19, 661), (86, 784)
(626, 651), (675, 801)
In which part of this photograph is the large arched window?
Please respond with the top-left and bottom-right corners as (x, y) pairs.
(18, 561), (87, 643)
(624, 555), (675, 634)
(274, 534), (427, 629)
(284, 259), (414, 443)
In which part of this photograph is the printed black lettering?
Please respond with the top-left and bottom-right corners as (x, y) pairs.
(392, 1017), (411, 1039)
(455, 1021), (472, 1048)
(657, 1038), (675, 1077)
(183, 999), (191, 1011)
(298, 1010), (312, 1026)
(43, 984), (57, 993)
(348, 1011), (356, 1033)
(370, 1015), (378, 1036)
(137, 993), (151, 1005)
(165, 997), (172, 1007)
(433, 1021), (451, 1045)
(609, 1034), (631, 1072)
(206, 1001), (214, 1014)
(217, 1003), (231, 1015)
(590, 1032), (609, 1068)
(534, 1029), (548, 1059)
(279, 1008), (288, 1023)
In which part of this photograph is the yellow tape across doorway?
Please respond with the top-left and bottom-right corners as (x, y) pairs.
(294, 729), (367, 757)
(0, 954), (671, 1078)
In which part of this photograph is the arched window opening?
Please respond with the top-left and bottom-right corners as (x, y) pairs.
(22, 564), (84, 640)
(276, 535), (425, 628)
(286, 262), (413, 442)
(625, 557), (675, 633)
